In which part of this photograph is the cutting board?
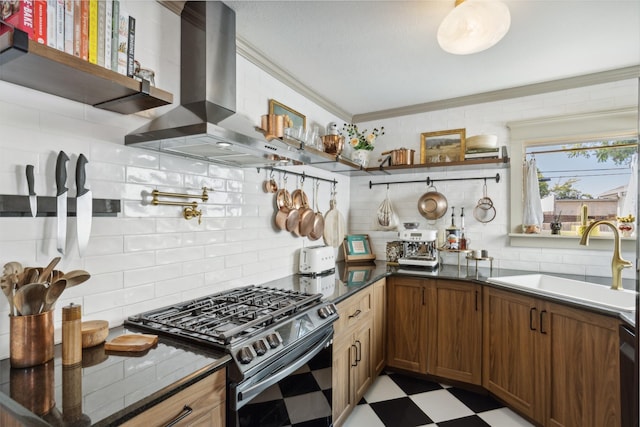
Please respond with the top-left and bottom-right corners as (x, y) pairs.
(81, 320), (109, 348)
(104, 334), (158, 352)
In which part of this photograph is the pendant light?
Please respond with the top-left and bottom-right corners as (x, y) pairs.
(437, 0), (511, 55)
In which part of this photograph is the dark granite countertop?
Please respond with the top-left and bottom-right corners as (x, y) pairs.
(0, 260), (635, 426)
(0, 327), (230, 427)
(265, 261), (636, 327)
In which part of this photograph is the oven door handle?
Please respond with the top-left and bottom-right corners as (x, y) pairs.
(236, 329), (333, 406)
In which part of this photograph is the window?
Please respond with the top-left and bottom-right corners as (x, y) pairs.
(526, 139), (637, 234)
(507, 108), (638, 246)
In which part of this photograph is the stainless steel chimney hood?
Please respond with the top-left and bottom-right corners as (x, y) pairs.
(125, 1), (303, 168)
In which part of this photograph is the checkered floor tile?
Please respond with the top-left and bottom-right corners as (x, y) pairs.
(344, 371), (535, 427)
(237, 347), (333, 427)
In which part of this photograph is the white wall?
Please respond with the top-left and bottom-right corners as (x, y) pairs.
(350, 79), (638, 277)
(0, 1), (348, 359)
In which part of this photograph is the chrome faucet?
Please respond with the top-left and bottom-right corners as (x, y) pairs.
(579, 220), (632, 290)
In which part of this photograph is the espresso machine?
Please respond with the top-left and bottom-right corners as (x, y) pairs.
(397, 229), (439, 269)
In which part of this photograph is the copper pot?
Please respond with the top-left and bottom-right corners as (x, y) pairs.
(381, 148), (415, 166)
(10, 310), (54, 368)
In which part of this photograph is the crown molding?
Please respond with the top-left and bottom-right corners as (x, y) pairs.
(236, 37), (353, 122)
(353, 66), (640, 122)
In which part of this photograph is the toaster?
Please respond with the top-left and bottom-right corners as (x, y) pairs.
(299, 246), (335, 275)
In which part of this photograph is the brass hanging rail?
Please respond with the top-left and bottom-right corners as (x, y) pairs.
(151, 188), (209, 203)
(256, 167), (338, 185)
(369, 173), (500, 189)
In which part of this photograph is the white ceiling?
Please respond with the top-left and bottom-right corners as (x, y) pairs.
(225, 0), (640, 121)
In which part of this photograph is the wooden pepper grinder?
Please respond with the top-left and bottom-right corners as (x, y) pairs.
(62, 303), (82, 366)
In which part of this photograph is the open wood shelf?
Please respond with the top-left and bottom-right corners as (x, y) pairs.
(362, 156), (510, 175)
(0, 29), (173, 114)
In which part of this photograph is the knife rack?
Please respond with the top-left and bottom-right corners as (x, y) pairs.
(150, 188), (209, 224)
(0, 195), (121, 217)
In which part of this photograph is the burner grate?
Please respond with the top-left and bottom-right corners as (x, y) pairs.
(126, 285), (323, 346)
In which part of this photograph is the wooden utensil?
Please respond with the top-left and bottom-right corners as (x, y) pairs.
(37, 257), (61, 284)
(41, 279), (66, 312)
(14, 283), (47, 316)
(0, 276), (14, 316)
(61, 270), (91, 288)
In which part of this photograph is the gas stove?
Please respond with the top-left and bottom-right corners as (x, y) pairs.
(125, 284), (338, 383)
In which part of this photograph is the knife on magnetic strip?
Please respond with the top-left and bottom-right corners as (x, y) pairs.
(75, 154), (92, 257)
(26, 165), (37, 217)
(56, 151), (69, 255)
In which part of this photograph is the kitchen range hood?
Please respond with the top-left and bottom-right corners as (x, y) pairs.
(125, 1), (304, 168)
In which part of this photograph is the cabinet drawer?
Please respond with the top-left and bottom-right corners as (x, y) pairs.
(335, 288), (372, 336)
(121, 368), (226, 427)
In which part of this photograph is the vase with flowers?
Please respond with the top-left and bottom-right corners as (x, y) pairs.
(341, 124), (385, 168)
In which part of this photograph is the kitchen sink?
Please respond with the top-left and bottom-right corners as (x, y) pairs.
(487, 274), (637, 312)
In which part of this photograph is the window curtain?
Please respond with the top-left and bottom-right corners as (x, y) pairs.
(523, 157), (543, 233)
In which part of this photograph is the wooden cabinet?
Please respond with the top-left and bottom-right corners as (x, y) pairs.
(372, 278), (387, 377)
(427, 279), (483, 385)
(121, 368), (225, 427)
(483, 288), (542, 421)
(386, 277), (482, 384)
(332, 286), (374, 427)
(483, 287), (621, 427)
(386, 276), (428, 372)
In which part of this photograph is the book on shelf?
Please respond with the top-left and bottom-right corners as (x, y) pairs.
(47, 0), (56, 47)
(0, 0), (35, 38)
(55, 0), (64, 51)
(79, 0), (89, 60)
(110, 0), (119, 70)
(33, 0), (47, 45)
(116, 7), (128, 75)
(96, 0), (105, 66)
(126, 14), (135, 77)
(72, 0), (81, 57)
(88, 0), (98, 63)
(64, 0), (73, 54)
(103, 0), (112, 69)
(464, 146), (505, 160)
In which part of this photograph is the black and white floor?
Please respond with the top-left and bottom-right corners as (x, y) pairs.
(344, 371), (534, 427)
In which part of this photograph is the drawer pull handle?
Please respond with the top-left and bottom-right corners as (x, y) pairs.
(351, 344), (358, 367)
(539, 310), (548, 335)
(355, 339), (362, 363)
(165, 405), (193, 427)
(348, 309), (362, 319)
(529, 307), (537, 331)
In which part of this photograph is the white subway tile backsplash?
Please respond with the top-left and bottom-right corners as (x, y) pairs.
(0, 0), (635, 361)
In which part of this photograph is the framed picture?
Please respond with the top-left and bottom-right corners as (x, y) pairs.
(420, 128), (466, 164)
(269, 99), (306, 130)
(342, 234), (376, 263)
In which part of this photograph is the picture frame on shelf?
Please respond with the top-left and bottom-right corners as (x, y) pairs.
(268, 99), (306, 130)
(342, 234), (376, 263)
(420, 128), (466, 164)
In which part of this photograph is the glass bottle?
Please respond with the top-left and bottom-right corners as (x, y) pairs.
(460, 207), (467, 249)
(446, 207), (459, 249)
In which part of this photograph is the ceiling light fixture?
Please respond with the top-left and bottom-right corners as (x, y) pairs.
(437, 0), (511, 55)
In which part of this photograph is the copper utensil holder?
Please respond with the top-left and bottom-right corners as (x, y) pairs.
(10, 310), (54, 368)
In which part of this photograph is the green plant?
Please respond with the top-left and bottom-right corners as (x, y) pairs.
(341, 124), (384, 151)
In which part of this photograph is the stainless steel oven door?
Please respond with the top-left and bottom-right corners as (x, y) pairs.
(230, 326), (333, 411)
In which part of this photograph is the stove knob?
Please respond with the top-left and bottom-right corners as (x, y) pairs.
(237, 347), (253, 364)
(266, 333), (280, 349)
(253, 340), (267, 356)
(318, 307), (330, 319)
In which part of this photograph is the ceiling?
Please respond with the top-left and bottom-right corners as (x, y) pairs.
(224, 0), (640, 122)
